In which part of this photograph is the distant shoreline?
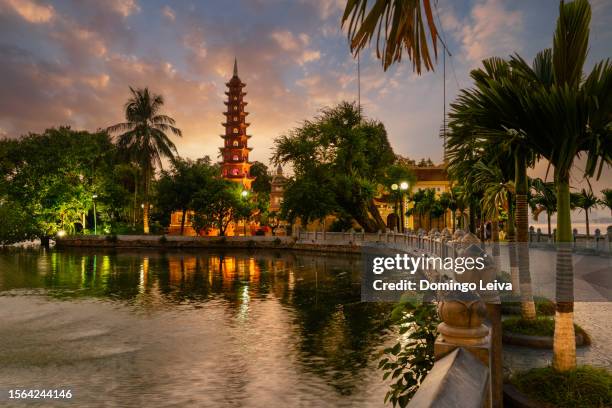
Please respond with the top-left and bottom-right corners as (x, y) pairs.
(529, 223), (610, 235)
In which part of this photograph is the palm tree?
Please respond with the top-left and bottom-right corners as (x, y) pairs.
(531, 178), (557, 237)
(107, 87), (182, 234)
(342, 0), (438, 74)
(601, 189), (612, 216)
(507, 0), (611, 371)
(449, 0), (611, 370)
(438, 191), (452, 229)
(574, 188), (599, 237)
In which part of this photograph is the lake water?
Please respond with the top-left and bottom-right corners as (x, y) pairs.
(0, 248), (394, 407)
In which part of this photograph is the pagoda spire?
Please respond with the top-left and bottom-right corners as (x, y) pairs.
(220, 59), (254, 189)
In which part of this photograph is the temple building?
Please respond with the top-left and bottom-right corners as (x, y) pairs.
(220, 59), (254, 189)
(269, 165), (287, 212)
(168, 59), (255, 235)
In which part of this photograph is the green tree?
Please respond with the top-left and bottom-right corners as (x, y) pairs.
(0, 202), (39, 245)
(155, 157), (217, 235)
(573, 188), (599, 237)
(191, 180), (251, 236)
(0, 127), (124, 244)
(438, 192), (452, 229)
(448, 0), (612, 371)
(342, 0), (439, 74)
(273, 102), (395, 232)
(531, 178), (557, 236)
(601, 189), (612, 216)
(107, 87), (182, 234)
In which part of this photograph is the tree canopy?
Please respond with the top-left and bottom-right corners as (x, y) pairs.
(272, 102), (396, 231)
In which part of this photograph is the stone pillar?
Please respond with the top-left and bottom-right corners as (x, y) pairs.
(435, 292), (490, 365)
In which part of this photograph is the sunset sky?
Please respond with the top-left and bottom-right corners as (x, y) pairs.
(0, 0), (610, 217)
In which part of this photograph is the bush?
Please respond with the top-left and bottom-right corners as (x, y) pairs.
(503, 316), (590, 344)
(273, 237), (282, 246)
(159, 235), (168, 244)
(379, 302), (438, 407)
(255, 229), (265, 236)
(105, 234), (118, 243)
(511, 366), (612, 408)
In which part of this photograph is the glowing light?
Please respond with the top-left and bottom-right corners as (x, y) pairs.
(400, 181), (409, 191)
(57, 230), (66, 237)
(391, 183), (398, 191)
(241, 190), (248, 197)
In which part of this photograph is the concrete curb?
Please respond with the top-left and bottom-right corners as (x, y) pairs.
(502, 331), (586, 349)
(503, 383), (557, 408)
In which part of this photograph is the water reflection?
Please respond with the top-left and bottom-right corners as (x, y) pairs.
(0, 248), (392, 407)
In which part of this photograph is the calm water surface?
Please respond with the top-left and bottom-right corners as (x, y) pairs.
(0, 248), (394, 407)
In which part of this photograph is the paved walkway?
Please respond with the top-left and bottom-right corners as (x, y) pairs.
(503, 302), (612, 375)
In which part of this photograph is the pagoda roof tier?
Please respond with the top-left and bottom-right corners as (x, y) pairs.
(219, 134), (252, 138)
(221, 122), (250, 127)
(220, 147), (253, 153)
(223, 101), (248, 106)
(223, 111), (249, 116)
(225, 81), (246, 87)
(224, 91), (247, 97)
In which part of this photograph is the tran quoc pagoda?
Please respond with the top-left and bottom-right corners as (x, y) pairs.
(220, 58), (255, 190)
(168, 59), (262, 235)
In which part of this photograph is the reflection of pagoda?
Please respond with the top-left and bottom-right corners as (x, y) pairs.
(220, 59), (254, 189)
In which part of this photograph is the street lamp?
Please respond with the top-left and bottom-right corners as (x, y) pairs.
(92, 194), (98, 235)
(390, 184), (399, 231)
(241, 190), (249, 236)
(399, 181), (409, 233)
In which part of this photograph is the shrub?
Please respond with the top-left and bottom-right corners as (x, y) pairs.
(105, 234), (118, 243)
(503, 316), (590, 344)
(511, 366), (612, 408)
(379, 301), (438, 407)
(273, 237), (282, 246)
(159, 235), (168, 244)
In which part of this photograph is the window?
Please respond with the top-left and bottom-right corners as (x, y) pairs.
(233, 96), (238, 101)
(233, 106), (238, 111)
(233, 140), (239, 147)
(232, 155), (239, 161)
(231, 168), (239, 176)
(233, 128), (238, 134)
(233, 116), (238, 121)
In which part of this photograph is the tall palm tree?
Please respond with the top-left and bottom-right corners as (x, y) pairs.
(601, 189), (612, 216)
(107, 87), (182, 234)
(531, 178), (557, 237)
(507, 0), (611, 371)
(342, 0), (438, 74)
(448, 59), (537, 320)
(449, 0), (611, 370)
(574, 188), (599, 236)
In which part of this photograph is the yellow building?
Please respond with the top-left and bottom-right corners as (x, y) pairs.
(377, 163), (452, 232)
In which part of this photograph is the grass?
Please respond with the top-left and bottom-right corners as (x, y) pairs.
(502, 316), (590, 344)
(511, 366), (612, 408)
(501, 297), (556, 316)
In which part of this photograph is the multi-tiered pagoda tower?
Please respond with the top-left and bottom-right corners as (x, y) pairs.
(220, 59), (254, 189)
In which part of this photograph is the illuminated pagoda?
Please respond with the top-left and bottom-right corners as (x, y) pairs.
(220, 58), (254, 189)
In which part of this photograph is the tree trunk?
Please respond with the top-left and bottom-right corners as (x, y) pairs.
(180, 209), (186, 235)
(451, 210), (456, 232)
(553, 177), (576, 371)
(367, 199), (387, 231)
(547, 212), (552, 237)
(507, 193), (519, 296)
(143, 169), (150, 234)
(515, 153), (536, 320)
(469, 201), (476, 234)
(585, 209), (590, 237)
(143, 202), (150, 234)
(41, 236), (51, 248)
